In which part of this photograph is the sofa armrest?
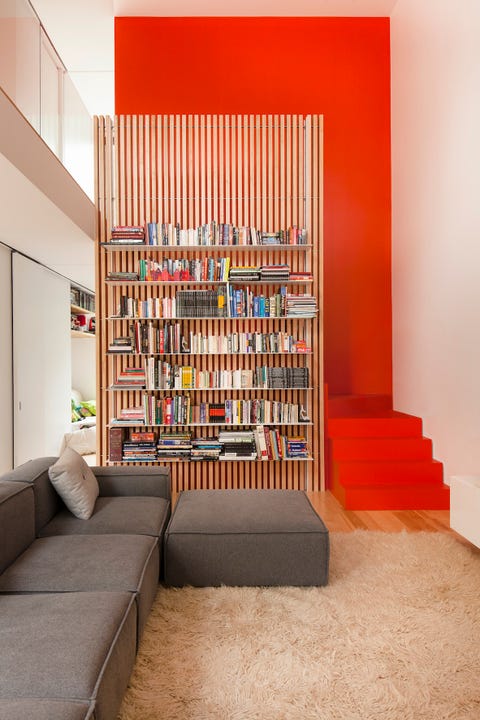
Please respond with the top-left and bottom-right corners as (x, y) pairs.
(91, 465), (171, 500)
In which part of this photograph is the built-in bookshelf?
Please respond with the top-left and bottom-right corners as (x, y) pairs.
(95, 114), (323, 492)
(70, 285), (95, 338)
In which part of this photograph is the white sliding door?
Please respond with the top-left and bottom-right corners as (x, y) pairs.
(13, 253), (70, 466)
(0, 243), (12, 472)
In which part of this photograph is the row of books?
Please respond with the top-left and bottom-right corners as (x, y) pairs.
(116, 288), (317, 319)
(110, 427), (309, 462)
(138, 257), (232, 282)
(108, 222), (308, 247)
(115, 364), (310, 391)
(109, 324), (311, 355)
(115, 397), (309, 426)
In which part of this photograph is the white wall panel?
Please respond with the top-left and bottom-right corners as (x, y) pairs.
(391, 0), (480, 480)
(13, 253), (71, 465)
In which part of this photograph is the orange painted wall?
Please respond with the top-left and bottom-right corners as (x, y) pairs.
(115, 17), (392, 396)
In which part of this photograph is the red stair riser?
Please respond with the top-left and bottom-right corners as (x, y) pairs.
(328, 415), (423, 438)
(328, 394), (392, 416)
(340, 485), (450, 511)
(330, 436), (432, 461)
(335, 459), (443, 486)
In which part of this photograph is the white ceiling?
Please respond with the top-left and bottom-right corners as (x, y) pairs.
(31, 0), (398, 116)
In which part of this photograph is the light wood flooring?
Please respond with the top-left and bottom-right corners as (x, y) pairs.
(307, 490), (453, 534)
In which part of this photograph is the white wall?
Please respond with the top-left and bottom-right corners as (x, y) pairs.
(0, 243), (13, 472)
(71, 336), (96, 400)
(391, 0), (480, 480)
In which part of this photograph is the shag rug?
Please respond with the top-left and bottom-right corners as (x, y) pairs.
(118, 531), (480, 720)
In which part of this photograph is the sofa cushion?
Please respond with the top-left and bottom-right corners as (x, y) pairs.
(94, 464), (171, 499)
(0, 482), (35, 573)
(0, 699), (94, 720)
(39, 495), (170, 539)
(0, 592), (136, 720)
(0, 534), (159, 638)
(0, 457), (62, 534)
(164, 489), (330, 587)
(48, 448), (99, 519)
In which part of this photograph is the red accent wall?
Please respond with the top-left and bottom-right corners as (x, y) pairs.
(115, 17), (392, 396)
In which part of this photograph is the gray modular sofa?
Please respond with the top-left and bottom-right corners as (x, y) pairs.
(0, 457), (171, 720)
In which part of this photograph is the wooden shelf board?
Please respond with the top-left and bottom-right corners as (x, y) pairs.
(107, 386), (313, 392)
(102, 243), (313, 252)
(71, 330), (95, 339)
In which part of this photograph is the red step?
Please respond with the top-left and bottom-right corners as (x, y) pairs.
(328, 394), (392, 417)
(331, 475), (450, 511)
(330, 436), (432, 461)
(335, 459), (443, 486)
(326, 393), (449, 511)
(328, 412), (423, 438)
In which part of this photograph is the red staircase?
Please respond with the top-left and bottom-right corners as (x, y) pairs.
(326, 395), (450, 510)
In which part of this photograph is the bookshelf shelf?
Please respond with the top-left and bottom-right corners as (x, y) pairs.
(107, 457), (313, 464)
(107, 316), (315, 321)
(107, 386), (314, 392)
(101, 243), (313, 253)
(71, 330), (95, 339)
(108, 421), (313, 428)
(108, 351), (311, 356)
(95, 114), (323, 492)
(71, 303), (95, 315)
(105, 279), (313, 287)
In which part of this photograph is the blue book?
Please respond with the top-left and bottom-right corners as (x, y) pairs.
(147, 222), (157, 246)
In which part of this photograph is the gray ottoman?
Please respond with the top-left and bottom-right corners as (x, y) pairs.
(164, 490), (329, 587)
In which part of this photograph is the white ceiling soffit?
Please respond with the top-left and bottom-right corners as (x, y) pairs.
(0, 154), (95, 290)
(113, 0), (398, 16)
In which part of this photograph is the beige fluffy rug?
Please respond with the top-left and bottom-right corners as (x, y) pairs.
(118, 531), (480, 720)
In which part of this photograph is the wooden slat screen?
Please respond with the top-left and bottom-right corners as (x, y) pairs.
(94, 114), (324, 492)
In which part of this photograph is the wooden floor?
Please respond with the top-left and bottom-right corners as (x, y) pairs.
(307, 490), (453, 533)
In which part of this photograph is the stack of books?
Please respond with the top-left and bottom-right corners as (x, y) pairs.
(107, 271), (139, 281)
(110, 226), (145, 244)
(156, 432), (192, 459)
(285, 294), (317, 318)
(122, 432), (157, 461)
(114, 367), (146, 389)
(114, 407), (144, 424)
(286, 436), (309, 459)
(228, 266), (261, 281)
(190, 437), (222, 461)
(259, 265), (290, 282)
(108, 336), (133, 353)
(218, 430), (257, 460)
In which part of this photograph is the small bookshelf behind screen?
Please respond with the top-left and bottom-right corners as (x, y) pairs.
(94, 115), (323, 492)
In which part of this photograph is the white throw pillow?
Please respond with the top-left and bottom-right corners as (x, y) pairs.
(48, 447), (99, 519)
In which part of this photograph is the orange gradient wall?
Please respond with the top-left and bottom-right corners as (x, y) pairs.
(115, 17), (392, 396)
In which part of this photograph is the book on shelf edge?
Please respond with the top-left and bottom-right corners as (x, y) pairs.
(109, 427), (123, 462)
